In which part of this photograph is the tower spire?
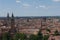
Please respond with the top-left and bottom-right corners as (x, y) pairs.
(12, 12), (14, 18)
(7, 12), (10, 20)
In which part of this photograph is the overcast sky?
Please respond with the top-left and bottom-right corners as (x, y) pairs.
(0, 0), (60, 17)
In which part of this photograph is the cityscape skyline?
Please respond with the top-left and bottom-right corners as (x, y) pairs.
(0, 0), (60, 17)
(0, 12), (60, 40)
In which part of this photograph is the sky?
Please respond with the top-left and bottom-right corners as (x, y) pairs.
(0, 0), (60, 17)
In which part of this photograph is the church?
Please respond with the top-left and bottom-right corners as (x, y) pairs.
(0, 13), (17, 40)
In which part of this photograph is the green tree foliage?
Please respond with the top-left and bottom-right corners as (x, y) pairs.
(29, 34), (38, 40)
(46, 29), (51, 33)
(14, 33), (27, 40)
(2, 33), (7, 40)
(14, 33), (20, 40)
(2, 32), (10, 40)
(37, 30), (43, 40)
(54, 30), (60, 36)
(43, 35), (49, 40)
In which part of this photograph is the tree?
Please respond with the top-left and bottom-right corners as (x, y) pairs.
(14, 33), (27, 40)
(37, 30), (43, 40)
(2, 32), (10, 40)
(14, 33), (20, 40)
(46, 28), (51, 33)
(29, 34), (38, 40)
(2, 33), (7, 40)
(54, 30), (60, 36)
(43, 35), (49, 40)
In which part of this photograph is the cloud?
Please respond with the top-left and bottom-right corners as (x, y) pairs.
(35, 5), (50, 9)
(22, 3), (31, 8)
(52, 0), (60, 2)
(39, 5), (46, 8)
(23, 4), (31, 7)
(16, 0), (21, 3)
(39, 5), (50, 9)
